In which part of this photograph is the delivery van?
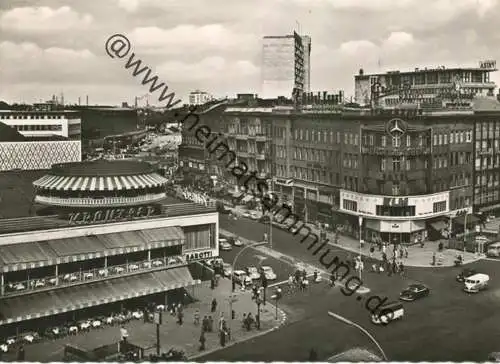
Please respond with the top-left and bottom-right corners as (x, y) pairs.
(371, 301), (404, 325)
(464, 273), (489, 293)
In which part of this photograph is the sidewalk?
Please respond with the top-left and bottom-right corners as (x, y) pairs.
(226, 204), (482, 268)
(134, 278), (286, 359)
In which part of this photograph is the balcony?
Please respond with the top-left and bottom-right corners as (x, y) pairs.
(256, 153), (266, 160)
(236, 150), (249, 158)
(361, 146), (431, 155)
(256, 135), (268, 142)
(235, 134), (248, 140)
(34, 193), (167, 208)
(1, 255), (186, 298)
(478, 149), (493, 156)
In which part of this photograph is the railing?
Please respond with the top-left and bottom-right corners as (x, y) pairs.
(34, 193), (166, 207)
(256, 153), (266, 160)
(1, 255), (186, 297)
(361, 146), (431, 155)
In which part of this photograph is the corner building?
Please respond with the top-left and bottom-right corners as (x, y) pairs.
(281, 108), (483, 245)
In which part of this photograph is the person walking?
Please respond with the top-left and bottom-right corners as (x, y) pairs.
(177, 309), (183, 325)
(208, 315), (214, 332)
(399, 261), (405, 277)
(194, 309), (200, 325)
(211, 298), (217, 313)
(219, 329), (226, 347)
(199, 331), (206, 351)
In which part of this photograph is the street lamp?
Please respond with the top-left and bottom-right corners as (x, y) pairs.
(327, 311), (388, 361)
(358, 216), (363, 280)
(229, 241), (267, 334)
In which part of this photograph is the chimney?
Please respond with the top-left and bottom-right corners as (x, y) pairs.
(78, 97), (81, 106)
(86, 95), (89, 106)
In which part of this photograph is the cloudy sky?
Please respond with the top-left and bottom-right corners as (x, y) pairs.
(1, 0), (499, 106)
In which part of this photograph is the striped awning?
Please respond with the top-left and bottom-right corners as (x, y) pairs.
(33, 173), (168, 191)
(0, 226), (185, 273)
(0, 267), (200, 326)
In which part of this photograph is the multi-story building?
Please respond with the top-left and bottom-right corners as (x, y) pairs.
(355, 61), (497, 107)
(178, 102), (228, 188)
(0, 110), (82, 171)
(472, 98), (500, 213)
(261, 32), (311, 99)
(189, 90), (214, 106)
(0, 110), (81, 139)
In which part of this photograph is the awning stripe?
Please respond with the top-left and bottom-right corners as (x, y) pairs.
(89, 177), (97, 191)
(41, 175), (59, 188)
(62, 177), (76, 191)
(70, 177), (83, 191)
(113, 176), (123, 190)
(98, 177), (105, 191)
(136, 175), (150, 187)
(106, 177), (113, 190)
(121, 176), (132, 190)
(142, 174), (156, 187)
(33, 175), (51, 187)
(80, 177), (91, 191)
(130, 175), (144, 189)
(127, 176), (139, 189)
(53, 176), (69, 190)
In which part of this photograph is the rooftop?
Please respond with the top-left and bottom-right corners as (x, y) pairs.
(50, 160), (155, 177)
(356, 66), (498, 78)
(0, 122), (25, 142)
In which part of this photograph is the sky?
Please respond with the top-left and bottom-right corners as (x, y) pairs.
(1, 0), (500, 106)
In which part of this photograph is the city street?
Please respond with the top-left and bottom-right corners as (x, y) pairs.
(199, 214), (500, 361)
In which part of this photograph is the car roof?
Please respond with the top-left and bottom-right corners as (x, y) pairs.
(408, 283), (426, 289)
(262, 266), (272, 269)
(233, 270), (246, 274)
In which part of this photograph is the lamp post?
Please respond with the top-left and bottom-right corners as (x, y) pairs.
(463, 213), (468, 253)
(327, 311), (388, 361)
(229, 241), (267, 334)
(358, 216), (363, 280)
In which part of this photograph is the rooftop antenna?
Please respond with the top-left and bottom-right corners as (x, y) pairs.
(295, 20), (301, 35)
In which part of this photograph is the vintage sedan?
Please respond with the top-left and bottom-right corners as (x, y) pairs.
(219, 239), (232, 251)
(261, 266), (277, 281)
(399, 283), (430, 301)
(246, 266), (261, 281)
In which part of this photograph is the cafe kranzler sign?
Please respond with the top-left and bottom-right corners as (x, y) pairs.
(67, 205), (157, 225)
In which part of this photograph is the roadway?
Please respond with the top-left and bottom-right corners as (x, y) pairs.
(204, 214), (500, 362)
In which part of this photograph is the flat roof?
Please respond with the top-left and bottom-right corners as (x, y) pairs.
(356, 67), (498, 78)
(50, 160), (155, 177)
(0, 266), (198, 325)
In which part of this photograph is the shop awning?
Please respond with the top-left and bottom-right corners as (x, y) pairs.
(480, 203), (500, 213)
(454, 215), (480, 226)
(430, 220), (448, 231)
(33, 173), (168, 191)
(0, 226), (185, 273)
(0, 267), (200, 326)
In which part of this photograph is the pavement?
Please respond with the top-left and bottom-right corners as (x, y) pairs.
(227, 204), (481, 268)
(0, 279), (286, 362)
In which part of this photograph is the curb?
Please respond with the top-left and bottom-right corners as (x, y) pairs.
(189, 306), (287, 360)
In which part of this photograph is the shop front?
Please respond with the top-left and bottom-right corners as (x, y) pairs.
(293, 188), (305, 221)
(364, 219), (426, 245)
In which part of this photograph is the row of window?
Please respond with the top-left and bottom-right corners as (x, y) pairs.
(363, 133), (427, 148)
(10, 124), (62, 131)
(343, 154), (359, 169)
(475, 173), (500, 186)
(294, 129), (344, 144)
(376, 205), (416, 217)
(433, 201), (447, 213)
(433, 130), (472, 146)
(475, 121), (500, 136)
(475, 155), (500, 169)
(294, 148), (340, 164)
(476, 140), (500, 150)
(474, 191), (500, 205)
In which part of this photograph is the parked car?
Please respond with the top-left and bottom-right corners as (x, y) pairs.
(249, 212), (259, 220)
(222, 263), (233, 277)
(219, 239), (232, 251)
(228, 236), (243, 247)
(464, 273), (489, 293)
(456, 268), (477, 282)
(261, 266), (277, 280)
(399, 283), (430, 301)
(232, 270), (249, 285)
(241, 211), (251, 218)
(246, 266), (261, 280)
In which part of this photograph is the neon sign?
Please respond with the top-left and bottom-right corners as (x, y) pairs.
(67, 205), (157, 225)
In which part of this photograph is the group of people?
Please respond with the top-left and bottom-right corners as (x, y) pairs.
(197, 298), (231, 351)
(371, 252), (405, 276)
(287, 269), (309, 292)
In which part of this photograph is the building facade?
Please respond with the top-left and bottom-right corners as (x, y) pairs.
(261, 32), (311, 99)
(189, 90), (214, 106)
(355, 61), (497, 107)
(0, 110), (81, 139)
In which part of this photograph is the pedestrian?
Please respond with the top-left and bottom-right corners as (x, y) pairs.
(218, 314), (225, 332)
(399, 262), (404, 276)
(177, 309), (183, 325)
(382, 243), (386, 254)
(210, 277), (215, 290)
(199, 331), (206, 351)
(241, 313), (247, 328)
(432, 252), (436, 265)
(211, 298), (217, 313)
(369, 246), (374, 258)
(399, 246), (404, 259)
(404, 247), (409, 259)
(208, 315), (214, 332)
(309, 348), (318, 361)
(220, 329), (226, 347)
(17, 345), (25, 361)
(194, 309), (200, 325)
(202, 315), (209, 332)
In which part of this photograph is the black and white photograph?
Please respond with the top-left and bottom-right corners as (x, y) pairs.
(0, 0), (500, 362)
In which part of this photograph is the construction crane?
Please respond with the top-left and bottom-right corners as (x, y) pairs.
(134, 94), (150, 108)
